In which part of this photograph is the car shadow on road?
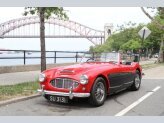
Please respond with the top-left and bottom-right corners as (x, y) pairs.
(37, 89), (130, 109)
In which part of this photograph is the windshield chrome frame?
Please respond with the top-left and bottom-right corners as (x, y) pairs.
(80, 52), (120, 64)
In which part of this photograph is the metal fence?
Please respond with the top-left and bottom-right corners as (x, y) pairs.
(0, 50), (91, 65)
(0, 50), (143, 66)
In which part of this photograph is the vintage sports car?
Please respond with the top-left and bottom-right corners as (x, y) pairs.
(38, 52), (142, 106)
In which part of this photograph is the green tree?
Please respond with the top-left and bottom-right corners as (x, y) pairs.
(121, 39), (141, 52)
(89, 46), (94, 52)
(91, 24), (143, 53)
(141, 7), (164, 30)
(141, 7), (164, 62)
(24, 7), (68, 71)
(89, 8), (163, 59)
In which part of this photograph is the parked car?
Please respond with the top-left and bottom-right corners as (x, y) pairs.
(154, 53), (159, 58)
(38, 52), (142, 106)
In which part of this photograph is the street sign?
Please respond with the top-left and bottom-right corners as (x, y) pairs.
(138, 26), (151, 39)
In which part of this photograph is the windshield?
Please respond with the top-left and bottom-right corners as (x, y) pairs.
(80, 52), (119, 63)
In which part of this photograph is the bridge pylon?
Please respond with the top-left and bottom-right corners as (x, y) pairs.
(104, 23), (113, 42)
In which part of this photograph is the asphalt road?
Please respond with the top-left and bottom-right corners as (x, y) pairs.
(0, 78), (164, 116)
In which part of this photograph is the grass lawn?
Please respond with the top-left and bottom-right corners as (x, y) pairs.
(0, 81), (39, 101)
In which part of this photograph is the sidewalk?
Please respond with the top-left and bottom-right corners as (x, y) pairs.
(0, 59), (160, 86)
(0, 63), (75, 85)
(143, 65), (164, 79)
(139, 58), (157, 65)
(0, 71), (40, 85)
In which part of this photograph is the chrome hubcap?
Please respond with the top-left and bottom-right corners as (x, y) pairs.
(135, 74), (140, 88)
(95, 82), (105, 102)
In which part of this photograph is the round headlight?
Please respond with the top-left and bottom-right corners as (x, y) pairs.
(80, 75), (88, 85)
(39, 73), (46, 82)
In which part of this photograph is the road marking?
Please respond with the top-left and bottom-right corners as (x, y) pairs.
(115, 86), (161, 116)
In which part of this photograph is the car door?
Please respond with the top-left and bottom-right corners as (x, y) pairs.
(119, 63), (135, 88)
(108, 64), (126, 94)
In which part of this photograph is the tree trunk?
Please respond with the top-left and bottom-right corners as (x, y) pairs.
(39, 7), (46, 72)
(158, 34), (164, 62)
(141, 7), (164, 30)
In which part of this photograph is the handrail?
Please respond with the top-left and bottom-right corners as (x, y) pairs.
(0, 50), (90, 65)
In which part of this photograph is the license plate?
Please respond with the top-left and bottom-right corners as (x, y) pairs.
(49, 95), (68, 103)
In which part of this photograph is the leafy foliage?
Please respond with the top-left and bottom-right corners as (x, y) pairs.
(90, 8), (164, 54)
(24, 7), (68, 19)
(91, 24), (144, 53)
(121, 39), (141, 51)
(23, 7), (68, 71)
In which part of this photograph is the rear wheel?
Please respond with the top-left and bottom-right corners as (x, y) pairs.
(130, 71), (141, 91)
(89, 77), (107, 106)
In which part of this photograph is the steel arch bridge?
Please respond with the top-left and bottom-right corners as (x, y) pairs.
(0, 16), (105, 45)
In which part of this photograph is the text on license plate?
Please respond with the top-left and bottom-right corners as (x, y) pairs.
(49, 96), (68, 103)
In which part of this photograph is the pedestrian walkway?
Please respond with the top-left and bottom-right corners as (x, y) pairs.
(0, 71), (40, 85)
(143, 65), (164, 79)
(139, 58), (157, 65)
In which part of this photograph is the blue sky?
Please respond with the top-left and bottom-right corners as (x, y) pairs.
(0, 7), (152, 51)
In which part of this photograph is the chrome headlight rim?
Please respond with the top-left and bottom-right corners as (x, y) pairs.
(80, 74), (88, 85)
(39, 73), (46, 82)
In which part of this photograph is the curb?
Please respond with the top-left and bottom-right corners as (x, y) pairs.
(0, 94), (41, 107)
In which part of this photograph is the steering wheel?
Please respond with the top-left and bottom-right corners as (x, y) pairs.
(86, 58), (95, 62)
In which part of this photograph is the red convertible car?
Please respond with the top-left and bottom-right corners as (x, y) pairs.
(38, 52), (142, 106)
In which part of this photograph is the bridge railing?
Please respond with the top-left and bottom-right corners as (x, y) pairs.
(0, 50), (90, 66)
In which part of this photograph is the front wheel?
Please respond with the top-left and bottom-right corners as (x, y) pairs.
(130, 71), (141, 91)
(89, 77), (107, 106)
(44, 94), (49, 101)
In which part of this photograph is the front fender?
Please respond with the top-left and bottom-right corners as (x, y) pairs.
(82, 67), (111, 93)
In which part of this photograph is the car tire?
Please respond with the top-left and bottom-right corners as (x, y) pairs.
(44, 94), (49, 100)
(130, 70), (141, 91)
(89, 77), (107, 106)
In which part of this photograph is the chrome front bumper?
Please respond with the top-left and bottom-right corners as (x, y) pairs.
(37, 89), (90, 99)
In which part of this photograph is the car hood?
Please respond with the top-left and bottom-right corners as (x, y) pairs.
(55, 63), (110, 75)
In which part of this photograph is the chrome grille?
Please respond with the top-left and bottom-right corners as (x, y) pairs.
(50, 78), (79, 89)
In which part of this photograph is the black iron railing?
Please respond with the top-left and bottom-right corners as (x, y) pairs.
(0, 50), (141, 66)
(0, 50), (90, 65)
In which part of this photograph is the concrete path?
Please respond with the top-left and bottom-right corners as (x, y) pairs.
(139, 58), (157, 65)
(143, 65), (164, 79)
(0, 71), (40, 85)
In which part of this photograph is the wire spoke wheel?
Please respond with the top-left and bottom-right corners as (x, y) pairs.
(135, 74), (140, 89)
(94, 82), (105, 102)
(89, 77), (107, 106)
(130, 70), (141, 91)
